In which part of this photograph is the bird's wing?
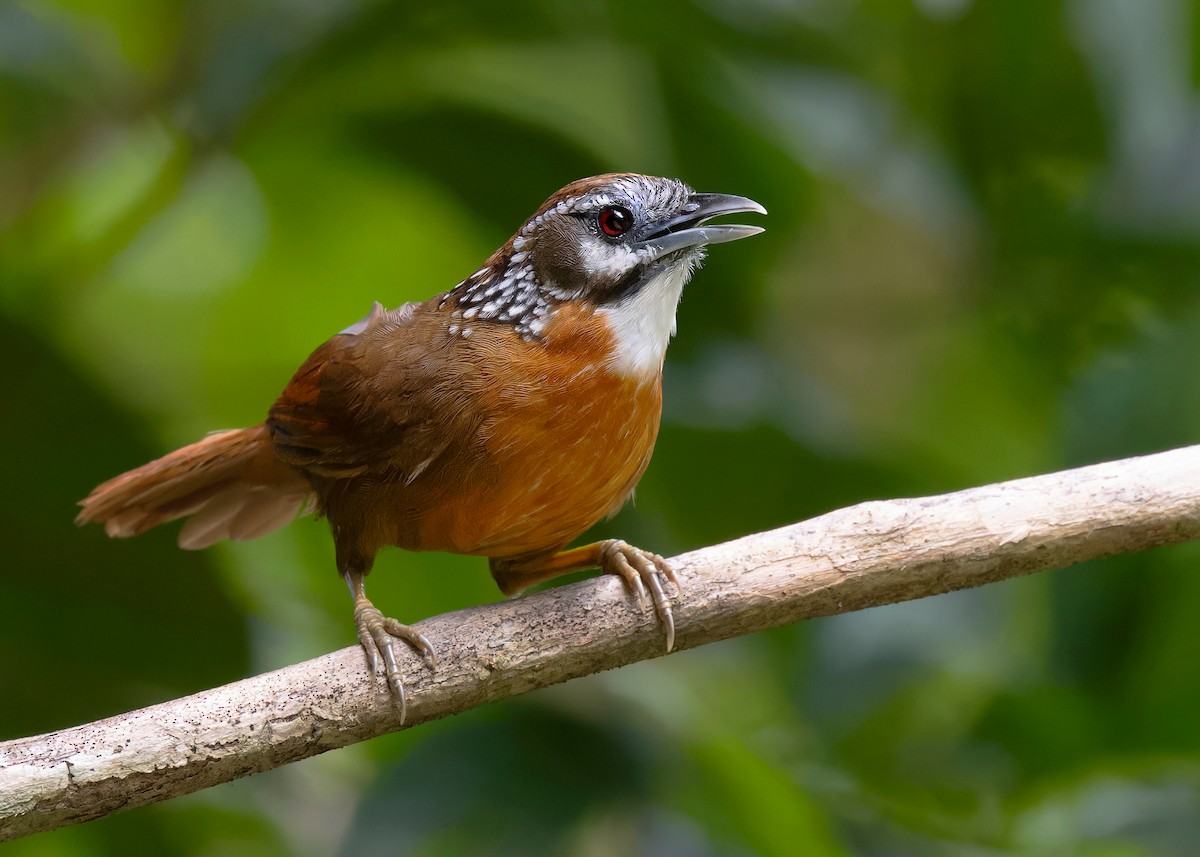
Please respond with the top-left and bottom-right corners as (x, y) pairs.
(266, 300), (464, 481)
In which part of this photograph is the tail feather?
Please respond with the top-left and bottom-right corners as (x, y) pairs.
(78, 424), (314, 549)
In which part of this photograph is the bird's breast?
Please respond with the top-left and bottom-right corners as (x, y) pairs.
(410, 303), (663, 557)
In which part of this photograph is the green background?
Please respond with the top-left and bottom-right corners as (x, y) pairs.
(4, 0), (1200, 854)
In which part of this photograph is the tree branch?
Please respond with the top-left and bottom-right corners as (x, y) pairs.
(4, 445), (1200, 840)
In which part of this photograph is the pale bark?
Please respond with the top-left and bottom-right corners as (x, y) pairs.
(4, 445), (1200, 841)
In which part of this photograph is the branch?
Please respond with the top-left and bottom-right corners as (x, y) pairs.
(4, 445), (1200, 840)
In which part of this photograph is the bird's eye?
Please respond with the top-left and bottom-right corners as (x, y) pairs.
(597, 205), (633, 238)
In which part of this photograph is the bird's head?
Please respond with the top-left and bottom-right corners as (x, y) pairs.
(449, 174), (765, 375)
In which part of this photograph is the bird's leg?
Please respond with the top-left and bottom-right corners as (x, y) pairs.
(344, 568), (436, 724)
(489, 540), (681, 652)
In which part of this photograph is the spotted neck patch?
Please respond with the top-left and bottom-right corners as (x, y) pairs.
(439, 194), (589, 341)
(441, 244), (555, 341)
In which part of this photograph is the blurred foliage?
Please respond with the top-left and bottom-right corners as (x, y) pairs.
(3, 0), (1200, 854)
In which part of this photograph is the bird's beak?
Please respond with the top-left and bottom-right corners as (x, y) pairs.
(633, 193), (767, 261)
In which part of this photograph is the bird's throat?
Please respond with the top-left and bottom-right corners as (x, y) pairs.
(597, 254), (699, 379)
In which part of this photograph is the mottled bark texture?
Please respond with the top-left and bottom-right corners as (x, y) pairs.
(4, 445), (1200, 840)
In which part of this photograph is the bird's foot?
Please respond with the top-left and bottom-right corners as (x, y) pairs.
(598, 539), (681, 652)
(353, 602), (436, 725)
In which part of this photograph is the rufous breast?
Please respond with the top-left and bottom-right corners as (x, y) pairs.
(412, 302), (663, 558)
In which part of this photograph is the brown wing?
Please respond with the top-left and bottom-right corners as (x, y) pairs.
(267, 300), (464, 482)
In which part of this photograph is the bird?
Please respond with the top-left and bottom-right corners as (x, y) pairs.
(77, 173), (766, 721)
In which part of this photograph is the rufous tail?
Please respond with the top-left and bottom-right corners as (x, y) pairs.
(77, 424), (314, 549)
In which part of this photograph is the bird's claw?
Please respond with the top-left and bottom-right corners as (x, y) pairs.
(353, 603), (436, 725)
(599, 539), (681, 652)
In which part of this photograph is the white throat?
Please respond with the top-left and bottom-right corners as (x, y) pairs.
(598, 260), (696, 378)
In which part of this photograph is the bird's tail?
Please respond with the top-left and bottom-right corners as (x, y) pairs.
(77, 424), (314, 549)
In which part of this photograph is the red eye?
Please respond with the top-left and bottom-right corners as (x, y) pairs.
(598, 205), (633, 237)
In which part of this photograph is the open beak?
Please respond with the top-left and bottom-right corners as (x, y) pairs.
(633, 192), (767, 261)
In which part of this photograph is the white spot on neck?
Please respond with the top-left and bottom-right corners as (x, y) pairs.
(598, 258), (697, 378)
